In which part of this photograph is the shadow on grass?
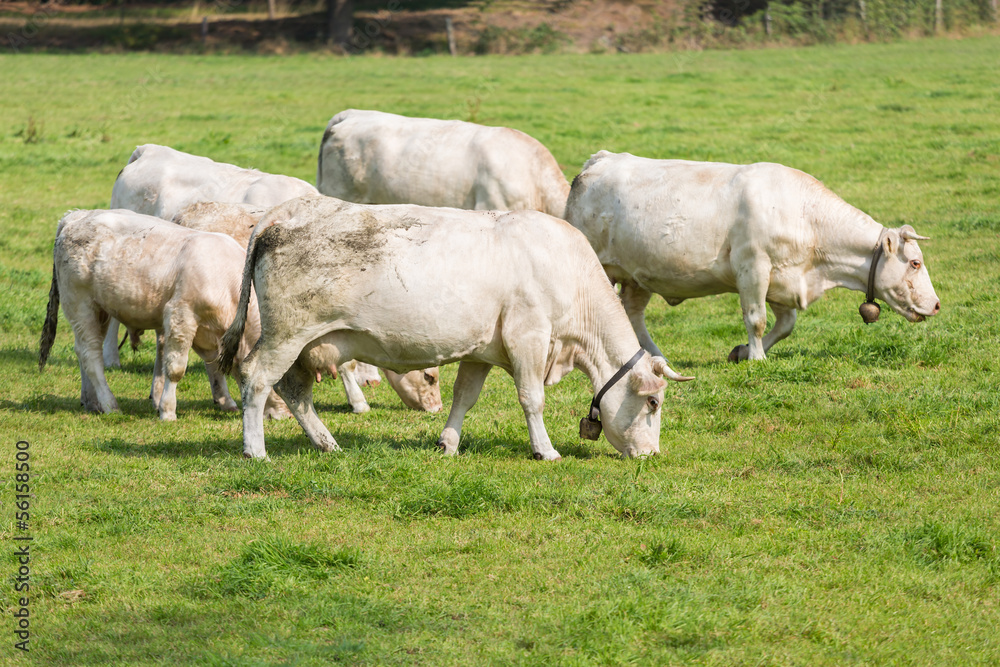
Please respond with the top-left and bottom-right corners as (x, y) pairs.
(2, 393), (245, 419)
(91, 427), (601, 463)
(1, 346), (50, 368)
(36, 588), (429, 665)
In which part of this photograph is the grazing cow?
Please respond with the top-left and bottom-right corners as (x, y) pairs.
(38, 209), (288, 420)
(169, 200), (441, 414)
(218, 196), (692, 460)
(111, 144), (319, 219)
(317, 109), (570, 217)
(565, 151), (941, 361)
(105, 144), (318, 368)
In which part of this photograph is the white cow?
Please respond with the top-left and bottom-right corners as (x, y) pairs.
(110, 144), (319, 219)
(565, 151), (942, 361)
(218, 196), (692, 461)
(169, 200), (441, 414)
(38, 209), (287, 420)
(317, 109), (570, 217)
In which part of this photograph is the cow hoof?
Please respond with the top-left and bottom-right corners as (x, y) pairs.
(351, 404), (371, 414)
(532, 453), (562, 461)
(436, 439), (458, 456)
(220, 403), (239, 413)
(728, 345), (749, 363)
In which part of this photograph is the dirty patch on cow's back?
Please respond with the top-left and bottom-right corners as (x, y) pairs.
(337, 211), (388, 260)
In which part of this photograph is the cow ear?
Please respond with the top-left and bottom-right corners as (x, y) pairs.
(629, 370), (666, 397)
(882, 229), (899, 255)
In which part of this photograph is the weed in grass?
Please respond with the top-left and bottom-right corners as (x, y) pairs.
(392, 471), (519, 519)
(15, 114), (43, 144)
(903, 521), (995, 566)
(196, 537), (361, 600)
(635, 538), (688, 567)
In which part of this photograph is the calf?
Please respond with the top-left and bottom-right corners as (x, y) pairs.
(38, 209), (287, 420)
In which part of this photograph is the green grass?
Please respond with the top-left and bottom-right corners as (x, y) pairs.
(2, 37), (1000, 664)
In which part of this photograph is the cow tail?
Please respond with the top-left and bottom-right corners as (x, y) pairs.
(38, 262), (60, 371)
(218, 231), (261, 376)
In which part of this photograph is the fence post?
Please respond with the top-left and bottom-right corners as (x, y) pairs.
(935, 0), (943, 32)
(446, 17), (457, 56)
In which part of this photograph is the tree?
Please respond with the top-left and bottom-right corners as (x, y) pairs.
(327, 0), (355, 49)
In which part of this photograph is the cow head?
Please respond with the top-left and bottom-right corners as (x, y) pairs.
(875, 225), (941, 323)
(384, 367), (443, 413)
(595, 356), (667, 458)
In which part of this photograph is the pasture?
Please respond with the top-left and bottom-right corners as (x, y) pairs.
(2, 37), (1000, 664)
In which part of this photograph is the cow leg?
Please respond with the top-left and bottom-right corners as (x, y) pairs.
(205, 360), (238, 412)
(512, 368), (562, 461)
(336, 360), (371, 414)
(68, 306), (119, 413)
(273, 361), (340, 453)
(103, 318), (122, 368)
(621, 281), (665, 359)
(79, 355), (97, 410)
(437, 361), (491, 456)
(498, 317), (561, 460)
(731, 261), (771, 362)
(761, 304), (797, 356)
(156, 309), (197, 421)
(151, 332), (165, 406)
(238, 333), (321, 459)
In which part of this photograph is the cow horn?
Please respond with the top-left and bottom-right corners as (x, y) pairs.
(899, 225), (930, 242)
(651, 356), (694, 382)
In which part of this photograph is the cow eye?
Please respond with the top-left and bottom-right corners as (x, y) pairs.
(646, 396), (660, 412)
(424, 372), (437, 385)
(910, 259), (922, 270)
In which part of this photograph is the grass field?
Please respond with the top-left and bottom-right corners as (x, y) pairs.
(2, 37), (999, 665)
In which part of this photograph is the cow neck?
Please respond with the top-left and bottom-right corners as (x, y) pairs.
(811, 201), (887, 295)
(572, 284), (644, 397)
